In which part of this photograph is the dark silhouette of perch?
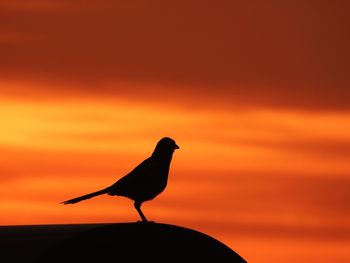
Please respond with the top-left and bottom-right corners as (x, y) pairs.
(43, 223), (247, 262)
(0, 223), (247, 262)
(61, 137), (179, 222)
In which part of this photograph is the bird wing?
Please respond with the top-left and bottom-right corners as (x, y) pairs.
(108, 157), (156, 195)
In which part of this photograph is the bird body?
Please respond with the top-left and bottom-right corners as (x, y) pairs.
(62, 137), (179, 222)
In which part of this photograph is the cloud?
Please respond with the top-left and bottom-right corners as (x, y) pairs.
(0, 0), (75, 12)
(0, 0), (349, 109)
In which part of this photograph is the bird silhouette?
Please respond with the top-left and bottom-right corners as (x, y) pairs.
(61, 137), (179, 222)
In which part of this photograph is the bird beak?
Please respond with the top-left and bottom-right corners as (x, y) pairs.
(175, 144), (180, 149)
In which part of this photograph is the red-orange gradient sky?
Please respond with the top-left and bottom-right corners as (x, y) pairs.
(0, 1), (350, 262)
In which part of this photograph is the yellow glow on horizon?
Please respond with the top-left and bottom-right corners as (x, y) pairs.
(1, 99), (349, 174)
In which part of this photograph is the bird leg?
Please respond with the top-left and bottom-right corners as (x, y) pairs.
(134, 201), (148, 222)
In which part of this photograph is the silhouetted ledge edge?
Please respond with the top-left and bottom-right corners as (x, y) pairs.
(0, 222), (247, 262)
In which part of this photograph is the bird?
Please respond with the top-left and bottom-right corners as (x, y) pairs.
(61, 137), (179, 222)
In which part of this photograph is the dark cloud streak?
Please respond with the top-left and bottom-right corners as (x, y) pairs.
(0, 0), (349, 109)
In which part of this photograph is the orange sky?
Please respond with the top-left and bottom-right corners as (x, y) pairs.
(1, 1), (350, 263)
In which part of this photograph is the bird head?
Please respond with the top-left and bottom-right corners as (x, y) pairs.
(154, 137), (180, 153)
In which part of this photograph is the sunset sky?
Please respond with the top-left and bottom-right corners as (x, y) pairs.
(0, 1), (349, 262)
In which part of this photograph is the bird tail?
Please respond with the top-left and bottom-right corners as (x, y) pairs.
(61, 188), (109, 205)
